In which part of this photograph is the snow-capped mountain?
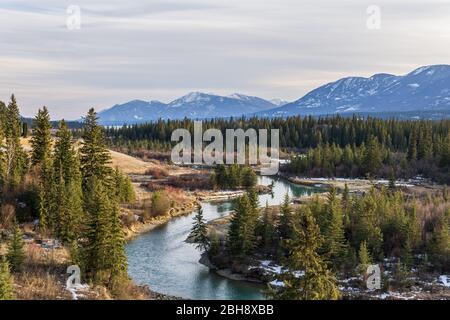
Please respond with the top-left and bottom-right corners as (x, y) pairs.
(97, 65), (450, 125)
(98, 100), (166, 125)
(257, 65), (450, 118)
(270, 98), (289, 107)
(97, 92), (276, 125)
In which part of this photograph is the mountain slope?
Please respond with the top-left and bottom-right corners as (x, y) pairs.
(257, 65), (450, 117)
(98, 100), (166, 125)
(97, 93), (276, 125)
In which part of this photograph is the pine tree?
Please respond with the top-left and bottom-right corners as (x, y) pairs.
(342, 183), (350, 226)
(260, 201), (276, 254)
(82, 177), (113, 283)
(37, 156), (54, 233)
(189, 209), (210, 252)
(51, 120), (83, 240)
(227, 194), (256, 255)
(269, 207), (340, 300)
(30, 107), (52, 166)
(4, 95), (27, 189)
(78, 110), (130, 287)
(107, 200), (128, 289)
(417, 124), (433, 160)
(278, 194), (293, 240)
(358, 241), (372, 276)
(363, 135), (382, 177)
(324, 188), (348, 270)
(0, 256), (14, 300)
(80, 109), (112, 189)
(407, 128), (417, 161)
(7, 222), (25, 272)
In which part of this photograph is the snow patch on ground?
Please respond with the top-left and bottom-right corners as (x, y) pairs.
(439, 275), (450, 287)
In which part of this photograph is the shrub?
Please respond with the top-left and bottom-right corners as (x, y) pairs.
(150, 191), (170, 217)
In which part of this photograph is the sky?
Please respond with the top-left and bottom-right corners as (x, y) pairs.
(0, 0), (450, 120)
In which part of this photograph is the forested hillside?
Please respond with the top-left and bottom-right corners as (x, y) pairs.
(0, 95), (135, 299)
(106, 116), (450, 182)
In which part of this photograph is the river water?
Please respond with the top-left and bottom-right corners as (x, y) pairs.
(126, 176), (321, 300)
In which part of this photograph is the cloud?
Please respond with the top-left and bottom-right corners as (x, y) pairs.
(0, 0), (449, 119)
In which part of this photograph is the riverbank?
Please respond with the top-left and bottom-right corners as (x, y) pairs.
(278, 172), (443, 195)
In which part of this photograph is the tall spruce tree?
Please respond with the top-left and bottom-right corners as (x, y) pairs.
(260, 201), (276, 254)
(407, 128), (418, 161)
(80, 109), (128, 288)
(52, 120), (83, 241)
(189, 209), (210, 252)
(227, 194), (256, 255)
(363, 135), (382, 177)
(107, 199), (128, 289)
(269, 207), (340, 300)
(324, 188), (348, 270)
(82, 177), (113, 283)
(4, 95), (27, 189)
(30, 107), (52, 166)
(358, 241), (372, 276)
(80, 108), (112, 189)
(278, 194), (293, 241)
(31, 107), (54, 233)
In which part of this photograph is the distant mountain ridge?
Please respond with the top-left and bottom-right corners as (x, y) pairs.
(97, 92), (277, 125)
(97, 65), (450, 125)
(256, 65), (450, 118)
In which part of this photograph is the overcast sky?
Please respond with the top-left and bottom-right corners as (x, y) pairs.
(1, 0), (449, 119)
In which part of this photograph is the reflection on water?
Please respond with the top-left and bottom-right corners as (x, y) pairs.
(126, 176), (321, 300)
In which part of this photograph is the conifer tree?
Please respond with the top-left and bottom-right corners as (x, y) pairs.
(189, 209), (210, 252)
(80, 108), (112, 189)
(358, 241), (372, 276)
(342, 183), (351, 226)
(82, 177), (113, 283)
(37, 156), (54, 233)
(407, 128), (417, 161)
(79, 109), (130, 287)
(324, 188), (348, 270)
(417, 124), (433, 160)
(107, 200), (128, 288)
(278, 194), (293, 240)
(7, 222), (25, 272)
(270, 207), (340, 300)
(227, 194), (256, 255)
(0, 256), (14, 300)
(4, 95), (27, 189)
(260, 202), (276, 254)
(30, 107), (52, 166)
(52, 120), (83, 241)
(363, 135), (382, 176)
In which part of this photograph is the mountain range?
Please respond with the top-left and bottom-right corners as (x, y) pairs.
(97, 92), (277, 125)
(97, 65), (450, 125)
